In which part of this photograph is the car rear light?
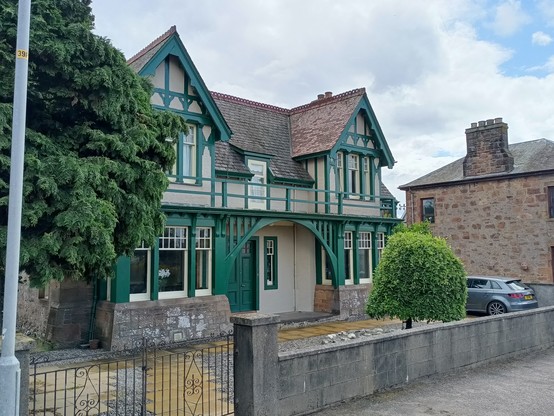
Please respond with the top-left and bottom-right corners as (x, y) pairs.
(508, 293), (524, 299)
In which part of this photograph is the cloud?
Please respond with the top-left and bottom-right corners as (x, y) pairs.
(532, 31), (553, 46)
(489, 0), (531, 37)
(90, 0), (554, 203)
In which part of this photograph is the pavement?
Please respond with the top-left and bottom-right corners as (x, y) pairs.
(311, 346), (554, 416)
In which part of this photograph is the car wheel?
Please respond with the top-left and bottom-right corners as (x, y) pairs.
(487, 301), (507, 315)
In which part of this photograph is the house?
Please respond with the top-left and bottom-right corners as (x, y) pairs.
(18, 27), (401, 349)
(400, 118), (554, 289)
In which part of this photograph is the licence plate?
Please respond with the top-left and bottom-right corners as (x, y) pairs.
(524, 295), (533, 300)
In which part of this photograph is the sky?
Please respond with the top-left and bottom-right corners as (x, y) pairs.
(91, 0), (554, 204)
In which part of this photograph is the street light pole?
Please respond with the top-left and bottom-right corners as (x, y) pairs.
(0, 0), (32, 415)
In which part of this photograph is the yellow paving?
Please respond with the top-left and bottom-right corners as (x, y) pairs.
(29, 318), (397, 415)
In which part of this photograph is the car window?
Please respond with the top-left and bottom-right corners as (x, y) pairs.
(506, 280), (527, 291)
(471, 279), (491, 289)
(490, 281), (502, 290)
(467, 279), (473, 288)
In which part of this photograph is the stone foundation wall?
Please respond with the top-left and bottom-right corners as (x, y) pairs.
(96, 295), (232, 351)
(314, 284), (371, 317)
(405, 174), (554, 283)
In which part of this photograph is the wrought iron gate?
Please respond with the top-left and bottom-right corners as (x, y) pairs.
(29, 335), (234, 415)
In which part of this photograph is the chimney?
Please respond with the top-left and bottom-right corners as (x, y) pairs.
(324, 91), (332, 98)
(317, 93), (325, 100)
(462, 118), (514, 177)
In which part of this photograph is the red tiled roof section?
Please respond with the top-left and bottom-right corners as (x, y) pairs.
(210, 92), (290, 114)
(127, 25), (177, 66)
(290, 88), (365, 158)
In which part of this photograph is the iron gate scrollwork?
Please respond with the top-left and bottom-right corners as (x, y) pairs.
(29, 334), (234, 415)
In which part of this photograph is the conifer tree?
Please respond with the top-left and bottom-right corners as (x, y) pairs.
(0, 0), (185, 290)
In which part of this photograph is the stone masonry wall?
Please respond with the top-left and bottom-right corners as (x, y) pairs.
(405, 174), (554, 283)
(96, 295), (232, 351)
(16, 278), (50, 339)
(314, 284), (371, 317)
(277, 307), (554, 415)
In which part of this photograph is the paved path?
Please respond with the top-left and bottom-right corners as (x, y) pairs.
(313, 347), (554, 416)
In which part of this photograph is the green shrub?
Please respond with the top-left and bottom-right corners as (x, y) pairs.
(366, 230), (466, 326)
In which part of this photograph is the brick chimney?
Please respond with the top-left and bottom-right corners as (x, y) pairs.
(462, 118), (514, 177)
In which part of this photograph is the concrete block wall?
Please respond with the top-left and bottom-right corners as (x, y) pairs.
(276, 307), (554, 415)
(96, 295), (232, 350)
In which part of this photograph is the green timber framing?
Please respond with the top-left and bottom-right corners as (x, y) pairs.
(103, 26), (401, 318)
(107, 207), (399, 304)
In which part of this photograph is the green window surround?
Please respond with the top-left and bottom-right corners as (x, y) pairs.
(264, 237), (278, 290)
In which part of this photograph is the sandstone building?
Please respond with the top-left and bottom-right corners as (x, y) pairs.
(400, 118), (554, 284)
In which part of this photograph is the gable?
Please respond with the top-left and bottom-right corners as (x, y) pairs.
(127, 27), (231, 141)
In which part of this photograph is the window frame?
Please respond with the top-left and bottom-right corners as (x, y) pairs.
(337, 152), (344, 193)
(168, 124), (197, 184)
(358, 232), (372, 284)
(195, 227), (212, 296)
(344, 231), (354, 284)
(347, 154), (360, 198)
(130, 243), (151, 302)
(247, 158), (267, 209)
(421, 197), (436, 223)
(377, 233), (385, 261)
(158, 226), (188, 299)
(264, 237), (278, 290)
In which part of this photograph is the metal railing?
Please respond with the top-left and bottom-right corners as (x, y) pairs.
(166, 175), (398, 218)
(29, 335), (234, 415)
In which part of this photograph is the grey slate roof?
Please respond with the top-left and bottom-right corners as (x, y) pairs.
(213, 93), (313, 183)
(400, 139), (554, 189)
(127, 26), (176, 72)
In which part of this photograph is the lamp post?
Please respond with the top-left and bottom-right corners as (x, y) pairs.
(0, 0), (32, 415)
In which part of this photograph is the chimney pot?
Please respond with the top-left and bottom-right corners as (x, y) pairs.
(494, 117), (503, 123)
(471, 122), (478, 128)
(317, 94), (325, 100)
(325, 91), (332, 98)
(478, 120), (486, 127)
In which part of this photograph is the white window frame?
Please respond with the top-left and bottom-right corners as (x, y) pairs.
(248, 159), (267, 209)
(195, 227), (212, 296)
(344, 231), (354, 284)
(130, 243), (151, 302)
(363, 156), (371, 200)
(358, 232), (372, 284)
(158, 226), (188, 299)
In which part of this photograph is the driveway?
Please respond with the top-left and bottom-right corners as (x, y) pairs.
(312, 346), (554, 416)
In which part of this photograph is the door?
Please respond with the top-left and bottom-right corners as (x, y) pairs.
(227, 239), (257, 312)
(467, 278), (492, 312)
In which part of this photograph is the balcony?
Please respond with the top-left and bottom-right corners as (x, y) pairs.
(163, 176), (399, 219)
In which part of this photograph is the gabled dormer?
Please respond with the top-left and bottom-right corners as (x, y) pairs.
(127, 26), (232, 186)
(290, 89), (394, 212)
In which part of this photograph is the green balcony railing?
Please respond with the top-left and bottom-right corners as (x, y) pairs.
(165, 175), (399, 219)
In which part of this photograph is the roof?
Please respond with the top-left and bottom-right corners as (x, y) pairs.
(127, 26), (177, 73)
(400, 139), (554, 189)
(212, 93), (313, 183)
(290, 89), (366, 158)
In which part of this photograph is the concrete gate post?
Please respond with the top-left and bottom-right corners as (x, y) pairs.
(231, 313), (280, 416)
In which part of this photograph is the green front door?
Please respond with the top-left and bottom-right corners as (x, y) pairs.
(227, 239), (257, 312)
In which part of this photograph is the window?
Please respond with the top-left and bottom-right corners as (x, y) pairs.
(363, 157), (372, 200)
(168, 125), (196, 184)
(182, 126), (196, 182)
(130, 243), (151, 301)
(248, 159), (267, 209)
(548, 186), (554, 218)
(195, 227), (212, 296)
(321, 247), (333, 285)
(347, 154), (360, 196)
(377, 233), (385, 261)
(421, 198), (435, 223)
(158, 226), (188, 298)
(358, 232), (372, 283)
(264, 237), (278, 289)
(337, 153), (344, 192)
(344, 231), (353, 284)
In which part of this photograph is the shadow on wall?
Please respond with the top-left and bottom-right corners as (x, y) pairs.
(529, 284), (554, 307)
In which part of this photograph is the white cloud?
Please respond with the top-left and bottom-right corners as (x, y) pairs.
(532, 31), (553, 46)
(91, 0), (554, 203)
(489, 0), (531, 37)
